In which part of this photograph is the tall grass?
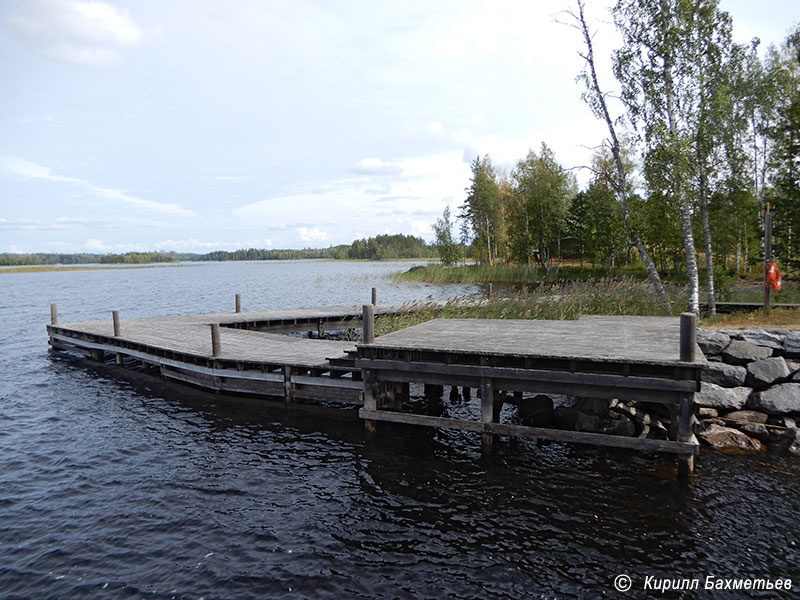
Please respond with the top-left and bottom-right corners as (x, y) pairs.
(376, 277), (680, 335)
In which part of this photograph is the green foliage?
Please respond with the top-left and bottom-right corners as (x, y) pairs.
(432, 207), (461, 266)
(460, 155), (500, 264)
(507, 143), (577, 270)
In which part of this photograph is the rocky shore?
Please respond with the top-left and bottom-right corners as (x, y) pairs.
(517, 328), (800, 456)
(694, 328), (800, 454)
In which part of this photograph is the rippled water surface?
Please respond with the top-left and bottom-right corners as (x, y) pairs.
(1, 261), (798, 599)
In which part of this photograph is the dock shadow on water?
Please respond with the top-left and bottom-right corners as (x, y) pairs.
(2, 261), (798, 599)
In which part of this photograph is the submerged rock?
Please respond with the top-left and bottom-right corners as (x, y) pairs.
(698, 424), (765, 454)
(695, 382), (750, 411)
(519, 394), (554, 428)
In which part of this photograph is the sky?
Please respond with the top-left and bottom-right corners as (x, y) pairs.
(1, 0), (797, 254)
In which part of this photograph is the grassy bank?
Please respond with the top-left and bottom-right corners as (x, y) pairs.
(396, 263), (800, 303)
(375, 277), (679, 335)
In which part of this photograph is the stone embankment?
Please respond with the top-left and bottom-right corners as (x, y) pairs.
(694, 328), (800, 454)
(517, 328), (800, 456)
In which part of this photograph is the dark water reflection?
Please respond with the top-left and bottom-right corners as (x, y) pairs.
(1, 261), (798, 599)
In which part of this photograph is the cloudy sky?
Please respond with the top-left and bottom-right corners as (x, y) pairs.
(1, 0), (796, 253)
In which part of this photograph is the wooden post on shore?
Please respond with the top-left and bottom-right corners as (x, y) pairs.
(487, 283), (493, 299)
(50, 303), (58, 325)
(764, 204), (773, 315)
(678, 312), (696, 478)
(362, 304), (375, 344)
(211, 323), (222, 358)
(371, 287), (377, 305)
(235, 293), (242, 314)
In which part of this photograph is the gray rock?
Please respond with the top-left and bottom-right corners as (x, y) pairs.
(702, 362), (747, 387)
(698, 424), (765, 454)
(748, 383), (800, 415)
(740, 329), (784, 350)
(721, 340), (772, 365)
(784, 332), (800, 358)
(767, 415), (797, 428)
(695, 382), (751, 410)
(697, 330), (730, 356)
(738, 423), (770, 442)
(723, 410), (768, 424)
(746, 357), (790, 389)
(699, 417), (726, 431)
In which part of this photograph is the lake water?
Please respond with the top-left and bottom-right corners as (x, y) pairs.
(1, 260), (798, 599)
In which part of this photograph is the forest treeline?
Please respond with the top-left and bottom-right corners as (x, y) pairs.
(0, 234), (438, 266)
(433, 0), (800, 314)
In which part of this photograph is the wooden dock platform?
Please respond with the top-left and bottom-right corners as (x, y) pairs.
(47, 303), (703, 475)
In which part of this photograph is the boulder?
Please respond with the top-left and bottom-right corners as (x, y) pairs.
(745, 357), (790, 389)
(768, 427), (800, 452)
(722, 410), (768, 424)
(739, 329), (784, 351)
(698, 424), (765, 454)
(721, 340), (772, 365)
(697, 330), (730, 356)
(520, 394), (554, 427)
(784, 332), (800, 358)
(695, 382), (751, 411)
(697, 407), (719, 418)
(738, 423), (770, 443)
(748, 383), (800, 415)
(602, 412), (637, 437)
(701, 362), (747, 387)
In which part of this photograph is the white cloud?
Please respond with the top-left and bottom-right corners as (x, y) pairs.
(6, 0), (145, 66)
(0, 155), (195, 217)
(297, 227), (327, 242)
(350, 157), (403, 176)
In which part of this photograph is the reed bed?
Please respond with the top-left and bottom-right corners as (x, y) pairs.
(376, 277), (680, 336)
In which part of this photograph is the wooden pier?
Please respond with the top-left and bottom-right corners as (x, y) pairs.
(47, 301), (703, 475)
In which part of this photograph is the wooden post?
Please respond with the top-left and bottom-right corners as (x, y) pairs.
(50, 303), (58, 325)
(678, 312), (697, 478)
(112, 310), (121, 337)
(235, 293), (241, 313)
(317, 318), (324, 339)
(679, 312), (696, 363)
(362, 304), (375, 344)
(764, 205), (773, 315)
(211, 323), (222, 358)
(363, 370), (378, 440)
(487, 283), (493, 299)
(481, 377), (495, 456)
(371, 287), (377, 305)
(283, 365), (293, 407)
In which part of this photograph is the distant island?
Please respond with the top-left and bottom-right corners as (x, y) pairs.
(0, 234), (441, 266)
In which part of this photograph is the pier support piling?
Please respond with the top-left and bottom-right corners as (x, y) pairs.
(371, 287), (377, 306)
(235, 293), (241, 313)
(50, 303), (58, 325)
(211, 323), (222, 358)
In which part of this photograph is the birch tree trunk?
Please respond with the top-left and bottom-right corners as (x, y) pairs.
(573, 1), (671, 310)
